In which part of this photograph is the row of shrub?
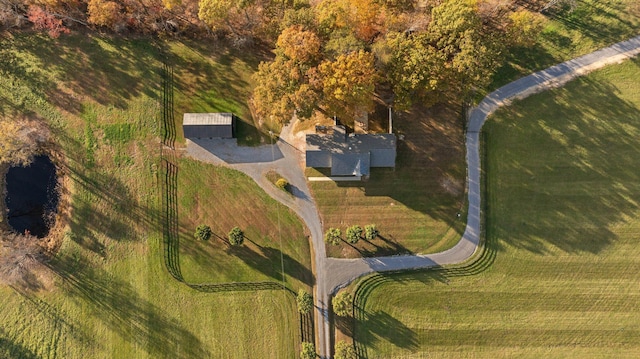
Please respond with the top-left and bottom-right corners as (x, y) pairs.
(324, 224), (378, 245)
(194, 224), (244, 245)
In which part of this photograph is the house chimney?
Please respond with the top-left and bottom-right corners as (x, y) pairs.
(388, 107), (393, 134)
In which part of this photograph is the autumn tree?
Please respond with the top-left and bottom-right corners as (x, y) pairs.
(87, 0), (121, 28)
(506, 10), (547, 48)
(316, 0), (384, 42)
(316, 50), (377, 122)
(253, 25), (322, 124)
(27, 5), (70, 38)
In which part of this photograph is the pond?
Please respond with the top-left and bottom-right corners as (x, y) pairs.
(4, 155), (59, 238)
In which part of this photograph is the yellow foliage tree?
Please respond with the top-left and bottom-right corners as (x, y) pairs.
(317, 50), (377, 121)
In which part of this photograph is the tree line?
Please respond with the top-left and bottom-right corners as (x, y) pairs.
(1, 0), (547, 123)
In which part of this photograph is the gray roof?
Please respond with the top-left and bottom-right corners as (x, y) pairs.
(331, 153), (370, 176)
(305, 125), (396, 173)
(183, 113), (233, 126)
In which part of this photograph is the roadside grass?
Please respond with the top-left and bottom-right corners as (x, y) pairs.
(308, 103), (467, 258)
(491, 0), (640, 89)
(351, 60), (640, 357)
(0, 33), (303, 358)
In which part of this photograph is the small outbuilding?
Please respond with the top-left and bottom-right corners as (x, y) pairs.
(183, 113), (235, 139)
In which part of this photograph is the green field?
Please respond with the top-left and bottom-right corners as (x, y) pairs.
(0, 34), (307, 358)
(352, 60), (640, 357)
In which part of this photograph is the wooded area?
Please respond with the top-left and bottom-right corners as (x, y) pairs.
(1, 0), (551, 125)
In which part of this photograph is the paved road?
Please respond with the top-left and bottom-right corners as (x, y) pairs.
(187, 34), (640, 359)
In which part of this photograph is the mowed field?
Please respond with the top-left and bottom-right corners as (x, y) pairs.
(309, 104), (467, 258)
(352, 60), (640, 358)
(0, 33), (306, 358)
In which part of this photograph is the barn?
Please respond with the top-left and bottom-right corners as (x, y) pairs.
(182, 113), (235, 139)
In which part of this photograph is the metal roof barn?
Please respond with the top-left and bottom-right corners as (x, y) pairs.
(183, 113), (235, 139)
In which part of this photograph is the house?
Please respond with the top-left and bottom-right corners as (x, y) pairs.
(183, 113), (235, 139)
(306, 125), (396, 178)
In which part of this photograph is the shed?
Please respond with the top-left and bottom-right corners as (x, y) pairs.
(183, 113), (235, 139)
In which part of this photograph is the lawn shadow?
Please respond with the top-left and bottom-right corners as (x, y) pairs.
(486, 73), (640, 255)
(0, 329), (39, 359)
(48, 254), (210, 359)
(227, 240), (315, 287)
(11, 34), (162, 112)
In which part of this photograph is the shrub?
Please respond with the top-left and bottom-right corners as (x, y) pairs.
(335, 340), (356, 359)
(228, 226), (244, 245)
(194, 224), (212, 241)
(275, 177), (289, 191)
(364, 224), (379, 240)
(297, 289), (313, 314)
(332, 291), (353, 317)
(345, 225), (362, 244)
(324, 228), (341, 245)
(300, 342), (316, 359)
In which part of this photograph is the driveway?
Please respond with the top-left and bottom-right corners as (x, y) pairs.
(186, 34), (640, 359)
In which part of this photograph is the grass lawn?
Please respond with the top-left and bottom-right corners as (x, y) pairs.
(177, 159), (312, 290)
(0, 33), (307, 358)
(491, 0), (640, 89)
(309, 104), (467, 258)
(351, 60), (640, 357)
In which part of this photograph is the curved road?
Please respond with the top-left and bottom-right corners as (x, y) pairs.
(186, 35), (640, 358)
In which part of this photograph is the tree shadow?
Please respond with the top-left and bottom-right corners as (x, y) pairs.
(48, 254), (210, 359)
(354, 309), (418, 352)
(0, 330), (39, 359)
(10, 34), (162, 112)
(227, 241), (315, 286)
(486, 73), (640, 255)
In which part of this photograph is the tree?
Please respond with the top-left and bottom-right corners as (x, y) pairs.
(506, 10), (546, 48)
(275, 25), (321, 65)
(332, 291), (353, 317)
(27, 5), (70, 38)
(376, 31), (445, 110)
(316, 50), (377, 122)
(253, 26), (322, 124)
(300, 342), (316, 359)
(345, 225), (362, 244)
(335, 340), (356, 359)
(427, 0), (502, 98)
(198, 0), (235, 30)
(87, 0), (122, 28)
(228, 226), (244, 245)
(194, 224), (212, 241)
(296, 289), (313, 314)
(364, 224), (379, 240)
(324, 228), (341, 245)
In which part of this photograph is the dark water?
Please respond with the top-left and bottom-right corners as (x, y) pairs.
(5, 155), (59, 238)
